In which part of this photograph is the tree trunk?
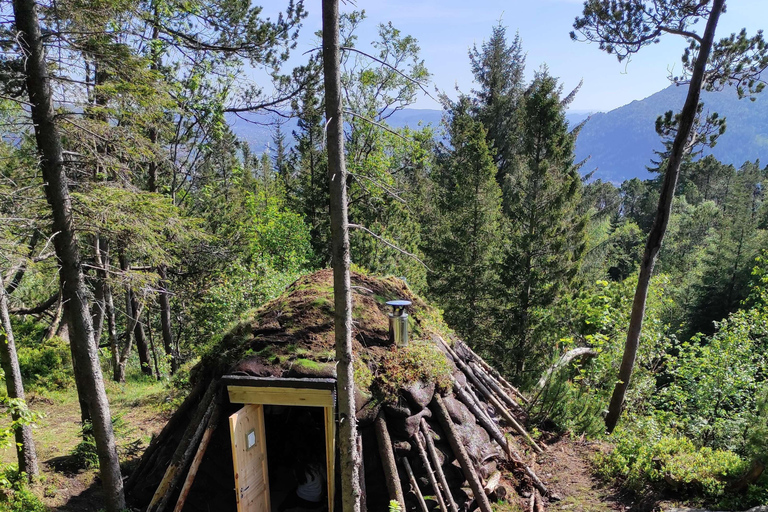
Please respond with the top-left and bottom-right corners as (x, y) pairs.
(91, 235), (106, 346)
(158, 266), (178, 374)
(321, 2), (361, 511)
(11, 0), (126, 507)
(604, 0), (725, 433)
(0, 275), (39, 481)
(132, 293), (153, 376)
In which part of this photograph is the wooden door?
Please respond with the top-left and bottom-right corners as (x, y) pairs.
(230, 404), (270, 512)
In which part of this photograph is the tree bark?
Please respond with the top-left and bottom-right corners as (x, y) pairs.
(604, 0), (725, 433)
(11, 0), (126, 507)
(322, 2), (361, 512)
(0, 275), (39, 481)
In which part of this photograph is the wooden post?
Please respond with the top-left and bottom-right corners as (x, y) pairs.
(414, 432), (447, 512)
(419, 419), (458, 512)
(172, 401), (221, 512)
(375, 413), (405, 509)
(402, 457), (429, 512)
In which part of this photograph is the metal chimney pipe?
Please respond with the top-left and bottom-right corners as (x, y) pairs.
(387, 300), (412, 347)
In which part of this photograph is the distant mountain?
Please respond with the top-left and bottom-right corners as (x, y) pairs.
(230, 87), (768, 185)
(230, 108), (586, 153)
(228, 109), (445, 154)
(574, 85), (768, 183)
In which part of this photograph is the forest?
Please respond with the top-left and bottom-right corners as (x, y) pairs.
(0, 0), (767, 511)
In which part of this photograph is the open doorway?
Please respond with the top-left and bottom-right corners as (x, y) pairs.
(264, 406), (326, 512)
(226, 376), (336, 512)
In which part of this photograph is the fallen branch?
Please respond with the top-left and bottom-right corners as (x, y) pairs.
(349, 224), (430, 271)
(536, 347), (598, 389)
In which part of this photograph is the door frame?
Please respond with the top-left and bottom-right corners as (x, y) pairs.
(224, 375), (337, 512)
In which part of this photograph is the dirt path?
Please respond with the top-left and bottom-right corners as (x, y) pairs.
(534, 436), (625, 512)
(534, 436), (681, 512)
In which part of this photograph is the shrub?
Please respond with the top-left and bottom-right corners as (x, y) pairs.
(17, 336), (73, 390)
(0, 469), (47, 512)
(594, 429), (749, 498)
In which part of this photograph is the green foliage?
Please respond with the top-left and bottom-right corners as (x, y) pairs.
(424, 98), (504, 352)
(594, 429), (748, 498)
(373, 341), (452, 403)
(71, 415), (129, 470)
(532, 276), (671, 435)
(0, 468), (47, 512)
(16, 336), (73, 390)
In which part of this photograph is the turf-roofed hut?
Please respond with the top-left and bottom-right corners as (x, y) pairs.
(126, 269), (551, 512)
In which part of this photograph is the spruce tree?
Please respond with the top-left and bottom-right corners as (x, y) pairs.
(425, 98), (504, 351)
(469, 24), (526, 187)
(500, 69), (586, 381)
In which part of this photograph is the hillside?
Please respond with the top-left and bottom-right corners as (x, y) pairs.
(575, 84), (768, 182)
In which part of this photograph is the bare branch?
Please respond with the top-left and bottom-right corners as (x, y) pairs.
(349, 223), (430, 271)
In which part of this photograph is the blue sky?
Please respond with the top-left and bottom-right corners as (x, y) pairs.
(265, 0), (768, 113)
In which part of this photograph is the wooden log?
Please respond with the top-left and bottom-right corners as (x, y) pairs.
(534, 489), (545, 512)
(147, 382), (217, 512)
(172, 400), (221, 512)
(462, 383), (496, 430)
(454, 384), (510, 457)
(463, 364), (542, 454)
(452, 338), (529, 404)
(441, 338), (538, 452)
(528, 494), (535, 512)
(402, 457), (429, 512)
(431, 394), (493, 512)
(375, 413), (406, 510)
(419, 418), (459, 512)
(456, 382), (548, 496)
(471, 362), (523, 414)
(450, 338), (528, 404)
(483, 471), (501, 496)
(414, 432), (448, 512)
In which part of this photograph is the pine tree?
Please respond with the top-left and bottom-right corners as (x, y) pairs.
(425, 98), (504, 350)
(500, 69), (586, 382)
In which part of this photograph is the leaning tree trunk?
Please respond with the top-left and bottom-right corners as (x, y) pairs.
(604, 0), (724, 433)
(322, 1), (361, 511)
(10, 0), (125, 508)
(0, 275), (39, 481)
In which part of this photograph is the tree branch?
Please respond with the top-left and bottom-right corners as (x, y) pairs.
(349, 223), (430, 271)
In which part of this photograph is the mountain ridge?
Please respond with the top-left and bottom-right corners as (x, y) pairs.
(230, 84), (768, 183)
